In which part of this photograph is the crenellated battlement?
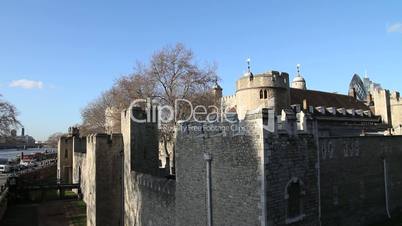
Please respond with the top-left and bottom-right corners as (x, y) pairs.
(236, 71), (290, 91)
(391, 91), (400, 101)
(86, 133), (122, 145)
(221, 94), (236, 103)
(135, 173), (175, 195)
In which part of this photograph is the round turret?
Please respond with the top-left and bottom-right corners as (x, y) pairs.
(291, 64), (307, 90)
(235, 70), (290, 118)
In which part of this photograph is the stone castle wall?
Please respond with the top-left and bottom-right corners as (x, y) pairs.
(60, 102), (402, 226)
(93, 134), (123, 226)
(71, 134), (123, 226)
(390, 92), (402, 132)
(264, 132), (319, 226)
(371, 89), (402, 135)
(84, 135), (97, 226)
(121, 108), (175, 226)
(372, 89), (393, 126)
(57, 136), (73, 183)
(175, 116), (265, 226)
(129, 107), (160, 176)
(72, 136), (86, 195)
(73, 152), (86, 195)
(123, 171), (175, 226)
(320, 136), (402, 225)
(221, 94), (236, 110)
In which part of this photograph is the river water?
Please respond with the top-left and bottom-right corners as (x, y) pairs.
(0, 148), (56, 160)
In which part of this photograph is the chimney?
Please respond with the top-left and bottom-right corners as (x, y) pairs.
(21, 128), (25, 136)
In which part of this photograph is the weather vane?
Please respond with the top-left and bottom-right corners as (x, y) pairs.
(296, 64), (301, 76)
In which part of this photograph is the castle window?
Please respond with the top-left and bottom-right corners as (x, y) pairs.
(64, 149), (68, 159)
(285, 178), (306, 224)
(260, 90), (264, 99)
(264, 90), (268, 99)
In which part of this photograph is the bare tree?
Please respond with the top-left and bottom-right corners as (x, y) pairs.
(147, 43), (217, 171)
(0, 94), (20, 136)
(46, 132), (65, 148)
(110, 63), (156, 109)
(80, 43), (218, 172)
(149, 43), (216, 111)
(80, 90), (115, 135)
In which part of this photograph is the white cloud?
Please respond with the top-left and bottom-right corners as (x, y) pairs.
(9, 79), (44, 89)
(387, 22), (402, 33)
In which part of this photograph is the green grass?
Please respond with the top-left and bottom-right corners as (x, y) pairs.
(66, 200), (87, 226)
(2, 199), (87, 226)
(65, 190), (78, 198)
(70, 213), (86, 226)
(20, 189), (79, 203)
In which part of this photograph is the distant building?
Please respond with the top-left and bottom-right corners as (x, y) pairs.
(349, 74), (401, 134)
(0, 128), (36, 149)
(349, 73), (382, 101)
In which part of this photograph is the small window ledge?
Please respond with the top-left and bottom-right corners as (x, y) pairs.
(286, 214), (306, 225)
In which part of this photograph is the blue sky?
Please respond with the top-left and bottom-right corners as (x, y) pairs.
(0, 0), (401, 141)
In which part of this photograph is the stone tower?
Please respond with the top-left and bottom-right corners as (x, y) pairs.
(236, 70), (290, 118)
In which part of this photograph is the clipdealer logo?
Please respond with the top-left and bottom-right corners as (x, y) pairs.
(128, 98), (276, 132)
